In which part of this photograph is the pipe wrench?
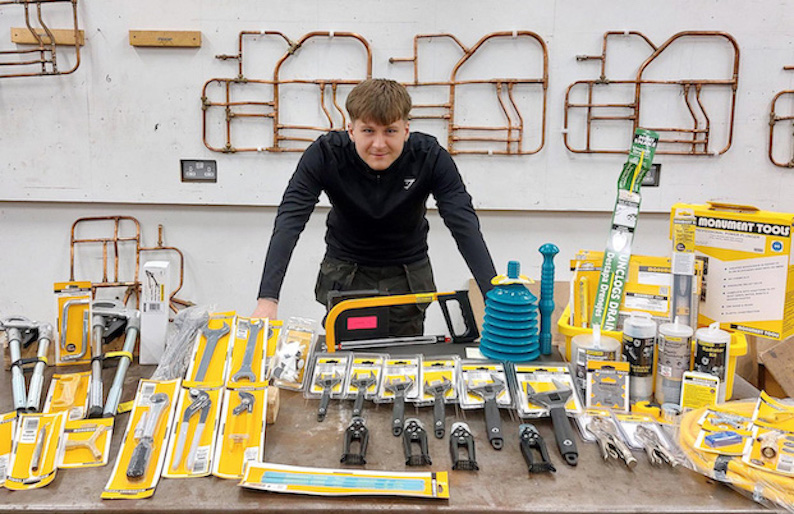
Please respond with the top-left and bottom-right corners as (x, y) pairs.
(526, 379), (578, 466)
(172, 388), (211, 472)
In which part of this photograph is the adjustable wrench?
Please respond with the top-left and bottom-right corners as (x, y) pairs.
(127, 393), (170, 479)
(194, 322), (231, 382)
(424, 377), (452, 439)
(315, 372), (343, 422)
(172, 388), (211, 471)
(231, 320), (263, 383)
(467, 375), (506, 450)
(385, 377), (414, 437)
(350, 372), (376, 418)
(526, 379), (578, 466)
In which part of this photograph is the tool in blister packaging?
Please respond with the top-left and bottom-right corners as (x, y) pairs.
(325, 290), (479, 351)
(272, 340), (304, 382)
(29, 422), (49, 476)
(526, 379), (578, 466)
(350, 372), (376, 418)
(315, 373), (343, 422)
(424, 378), (452, 439)
(403, 418), (431, 466)
(65, 424), (107, 461)
(340, 417), (369, 465)
(586, 416), (636, 469)
(635, 424), (677, 467)
(195, 322), (231, 382)
(51, 374), (81, 412)
(710, 413), (745, 431)
(449, 422), (479, 471)
(231, 320), (263, 383)
(127, 393), (170, 479)
(467, 376), (505, 450)
(60, 299), (89, 362)
(228, 391), (255, 449)
(385, 377), (414, 437)
(519, 424), (556, 474)
(539, 243), (559, 356)
(85, 300), (141, 418)
(172, 389), (211, 471)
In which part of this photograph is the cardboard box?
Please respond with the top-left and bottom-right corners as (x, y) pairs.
(670, 202), (794, 340)
(140, 261), (170, 365)
(759, 340), (794, 398)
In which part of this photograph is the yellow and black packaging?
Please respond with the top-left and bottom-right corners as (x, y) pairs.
(226, 317), (268, 387)
(212, 387), (267, 480)
(102, 379), (180, 500)
(5, 411), (67, 490)
(43, 371), (91, 421)
(53, 281), (92, 366)
(185, 312), (235, 387)
(163, 385), (222, 478)
(0, 411), (17, 487)
(59, 417), (113, 468)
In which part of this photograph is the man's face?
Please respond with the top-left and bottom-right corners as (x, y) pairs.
(348, 118), (410, 171)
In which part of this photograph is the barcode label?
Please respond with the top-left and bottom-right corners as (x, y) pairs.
(192, 446), (209, 474)
(145, 302), (162, 312)
(236, 322), (249, 340)
(140, 383), (156, 405)
(0, 454), (9, 480)
(778, 454), (793, 475)
(20, 418), (39, 443)
(243, 447), (258, 462)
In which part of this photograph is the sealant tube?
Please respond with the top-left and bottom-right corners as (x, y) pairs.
(571, 326), (621, 399)
(693, 322), (731, 403)
(655, 317), (693, 405)
(622, 312), (656, 403)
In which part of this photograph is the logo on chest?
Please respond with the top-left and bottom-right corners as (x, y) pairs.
(403, 178), (416, 190)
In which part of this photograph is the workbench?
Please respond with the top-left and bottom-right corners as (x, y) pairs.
(0, 351), (779, 513)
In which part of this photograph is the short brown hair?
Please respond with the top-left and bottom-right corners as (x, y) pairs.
(346, 78), (411, 124)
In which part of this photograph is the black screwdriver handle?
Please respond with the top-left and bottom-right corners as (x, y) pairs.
(550, 406), (578, 466)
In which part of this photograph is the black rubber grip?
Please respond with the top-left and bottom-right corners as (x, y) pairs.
(392, 395), (405, 437)
(550, 406), (578, 466)
(484, 399), (503, 450)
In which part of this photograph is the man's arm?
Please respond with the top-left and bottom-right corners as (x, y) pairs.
(431, 149), (497, 295)
(252, 298), (278, 320)
(256, 142), (325, 308)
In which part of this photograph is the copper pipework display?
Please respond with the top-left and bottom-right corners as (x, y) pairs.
(69, 216), (192, 313)
(202, 31), (372, 153)
(389, 31), (548, 155)
(563, 31), (740, 155)
(202, 30), (547, 156)
(0, 0), (81, 79)
(768, 67), (794, 168)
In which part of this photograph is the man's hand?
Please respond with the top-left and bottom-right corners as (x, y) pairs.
(252, 298), (278, 320)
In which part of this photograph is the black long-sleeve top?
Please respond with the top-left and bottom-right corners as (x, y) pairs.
(257, 130), (496, 300)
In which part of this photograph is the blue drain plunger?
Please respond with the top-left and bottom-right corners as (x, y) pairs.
(479, 261), (540, 362)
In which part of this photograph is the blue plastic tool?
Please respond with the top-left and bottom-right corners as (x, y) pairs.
(479, 261), (539, 362)
(539, 244), (559, 355)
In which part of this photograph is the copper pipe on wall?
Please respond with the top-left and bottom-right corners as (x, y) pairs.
(564, 31), (740, 155)
(0, 0), (81, 79)
(768, 67), (794, 168)
(70, 216), (193, 312)
(203, 31), (371, 153)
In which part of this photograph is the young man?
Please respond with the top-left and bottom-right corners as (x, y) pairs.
(253, 79), (496, 335)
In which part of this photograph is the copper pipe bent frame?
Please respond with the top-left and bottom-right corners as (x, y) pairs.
(69, 216), (192, 313)
(768, 67), (794, 168)
(202, 31), (372, 153)
(389, 31), (548, 155)
(0, 0), (81, 79)
(563, 31), (740, 155)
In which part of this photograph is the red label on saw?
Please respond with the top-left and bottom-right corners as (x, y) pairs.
(347, 316), (378, 330)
